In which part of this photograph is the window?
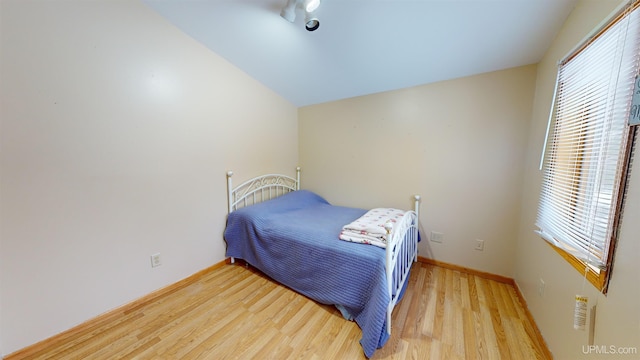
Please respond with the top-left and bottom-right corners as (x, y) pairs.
(536, 0), (640, 293)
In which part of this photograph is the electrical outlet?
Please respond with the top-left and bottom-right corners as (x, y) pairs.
(430, 231), (444, 243)
(151, 253), (161, 268)
(538, 278), (545, 297)
(475, 239), (485, 251)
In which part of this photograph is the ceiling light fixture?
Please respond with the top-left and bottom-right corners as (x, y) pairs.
(280, 0), (321, 32)
(304, 12), (320, 31)
(280, 0), (297, 22)
(305, 0), (320, 12)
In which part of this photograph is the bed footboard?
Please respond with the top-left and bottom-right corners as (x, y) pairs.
(384, 195), (420, 334)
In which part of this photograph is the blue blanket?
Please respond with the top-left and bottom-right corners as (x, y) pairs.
(224, 190), (391, 357)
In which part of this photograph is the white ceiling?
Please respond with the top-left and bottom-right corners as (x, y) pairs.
(144, 0), (578, 107)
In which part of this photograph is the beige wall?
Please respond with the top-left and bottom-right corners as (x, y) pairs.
(0, 0), (297, 355)
(4, 0), (637, 358)
(299, 65), (537, 277)
(514, 0), (640, 359)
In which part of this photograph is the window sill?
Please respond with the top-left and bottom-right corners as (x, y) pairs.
(543, 240), (609, 294)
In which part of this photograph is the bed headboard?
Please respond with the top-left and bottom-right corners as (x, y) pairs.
(226, 167), (301, 213)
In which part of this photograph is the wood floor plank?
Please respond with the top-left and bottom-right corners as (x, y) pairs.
(251, 331), (294, 360)
(477, 287), (502, 359)
(432, 267), (447, 341)
(307, 308), (348, 356)
(497, 282), (519, 318)
(462, 307), (478, 360)
(453, 303), (466, 357)
(472, 306), (490, 359)
(287, 304), (333, 353)
(399, 264), (425, 338)
(51, 312), (145, 360)
(407, 335), (431, 360)
(420, 271), (438, 338)
(152, 300), (245, 358)
(460, 273), (472, 310)
(7, 262), (551, 360)
(467, 273), (481, 313)
(34, 311), (145, 360)
(318, 318), (359, 360)
(490, 306), (512, 359)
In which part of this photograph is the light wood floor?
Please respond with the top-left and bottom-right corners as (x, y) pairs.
(9, 261), (550, 360)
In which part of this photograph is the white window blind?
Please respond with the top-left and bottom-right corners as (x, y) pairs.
(536, 1), (640, 270)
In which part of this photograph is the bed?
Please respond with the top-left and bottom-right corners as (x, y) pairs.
(223, 168), (420, 358)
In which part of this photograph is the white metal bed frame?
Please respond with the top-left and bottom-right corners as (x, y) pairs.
(226, 167), (301, 213)
(225, 167), (420, 335)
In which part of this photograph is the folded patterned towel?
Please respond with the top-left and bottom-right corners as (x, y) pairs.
(339, 208), (405, 248)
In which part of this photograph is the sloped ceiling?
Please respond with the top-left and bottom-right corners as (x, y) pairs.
(144, 0), (578, 107)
